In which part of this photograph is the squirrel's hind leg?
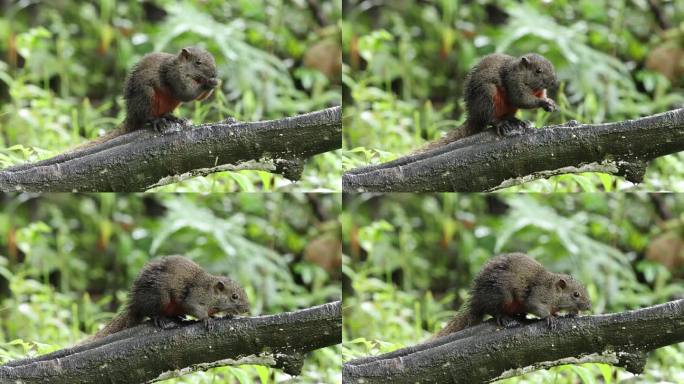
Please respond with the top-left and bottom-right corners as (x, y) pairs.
(146, 115), (187, 132)
(152, 316), (183, 329)
(492, 118), (531, 136)
(494, 314), (523, 328)
(160, 114), (189, 126)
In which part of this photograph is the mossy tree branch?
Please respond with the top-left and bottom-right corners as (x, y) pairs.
(343, 108), (684, 192)
(0, 301), (341, 384)
(0, 106), (341, 192)
(343, 300), (684, 383)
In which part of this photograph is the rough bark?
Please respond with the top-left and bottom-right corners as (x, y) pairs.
(0, 301), (341, 384)
(343, 299), (684, 383)
(0, 106), (341, 192)
(343, 108), (684, 192)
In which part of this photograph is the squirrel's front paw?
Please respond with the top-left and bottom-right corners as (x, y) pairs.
(202, 318), (216, 331)
(220, 117), (239, 125)
(545, 315), (558, 330)
(540, 98), (557, 112)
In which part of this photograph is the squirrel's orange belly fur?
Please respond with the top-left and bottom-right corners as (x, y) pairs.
(493, 87), (547, 120)
(151, 87), (214, 117)
(493, 86), (518, 119)
(152, 87), (182, 117)
(162, 298), (185, 317)
(501, 299), (526, 315)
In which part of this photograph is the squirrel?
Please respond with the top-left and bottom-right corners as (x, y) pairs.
(434, 253), (590, 338)
(2, 47), (219, 172)
(93, 255), (249, 339)
(120, 46), (218, 133)
(418, 53), (558, 152)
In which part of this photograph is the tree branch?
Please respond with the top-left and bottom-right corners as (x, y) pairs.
(0, 107), (341, 192)
(343, 108), (684, 192)
(343, 299), (684, 383)
(0, 301), (341, 384)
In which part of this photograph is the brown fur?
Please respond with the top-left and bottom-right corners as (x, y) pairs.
(417, 53), (558, 153)
(434, 253), (590, 338)
(4, 47), (222, 171)
(93, 255), (249, 339)
(122, 47), (218, 132)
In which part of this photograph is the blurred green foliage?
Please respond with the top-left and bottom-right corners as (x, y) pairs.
(342, 193), (684, 383)
(342, 0), (684, 191)
(0, 193), (342, 383)
(0, 0), (342, 192)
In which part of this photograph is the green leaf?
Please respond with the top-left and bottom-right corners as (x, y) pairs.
(226, 366), (252, 384)
(597, 363), (614, 384)
(567, 364), (596, 384)
(227, 171), (256, 192)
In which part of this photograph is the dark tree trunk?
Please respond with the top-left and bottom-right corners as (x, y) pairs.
(344, 300), (684, 383)
(1, 301), (341, 384)
(1, 107), (341, 192)
(343, 108), (684, 192)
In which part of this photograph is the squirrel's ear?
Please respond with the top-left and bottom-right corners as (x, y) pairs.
(215, 280), (226, 291)
(556, 278), (567, 289)
(520, 56), (530, 66)
(180, 48), (192, 60)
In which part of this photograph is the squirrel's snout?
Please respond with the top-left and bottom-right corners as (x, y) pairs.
(240, 303), (251, 314)
(194, 76), (219, 89)
(206, 77), (218, 88)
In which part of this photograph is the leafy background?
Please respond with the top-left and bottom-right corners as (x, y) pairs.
(0, 193), (342, 384)
(342, 193), (684, 383)
(0, 0), (342, 192)
(342, 0), (684, 191)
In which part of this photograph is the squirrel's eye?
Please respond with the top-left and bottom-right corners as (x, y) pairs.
(573, 292), (580, 298)
(535, 68), (542, 74)
(195, 60), (202, 65)
(231, 293), (239, 300)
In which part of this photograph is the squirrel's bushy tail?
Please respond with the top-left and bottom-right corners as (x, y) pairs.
(2, 125), (127, 173)
(92, 309), (133, 339)
(432, 300), (480, 339)
(413, 121), (474, 155)
(70, 125), (127, 152)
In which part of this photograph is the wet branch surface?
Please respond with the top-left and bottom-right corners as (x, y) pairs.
(0, 301), (341, 384)
(343, 300), (684, 383)
(343, 108), (684, 192)
(0, 107), (341, 192)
